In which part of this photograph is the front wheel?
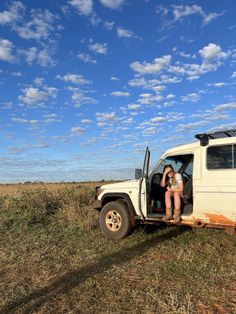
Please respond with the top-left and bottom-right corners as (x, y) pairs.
(99, 201), (132, 239)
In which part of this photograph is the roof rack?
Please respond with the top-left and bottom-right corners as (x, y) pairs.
(195, 129), (236, 146)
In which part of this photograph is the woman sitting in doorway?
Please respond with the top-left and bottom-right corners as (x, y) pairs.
(160, 164), (183, 223)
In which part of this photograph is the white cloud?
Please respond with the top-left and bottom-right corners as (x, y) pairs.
(128, 43), (230, 82)
(0, 1), (24, 25)
(43, 113), (61, 124)
(72, 92), (97, 107)
(128, 104), (141, 110)
(12, 71), (22, 77)
(202, 12), (224, 25)
(199, 43), (228, 61)
(1, 102), (13, 110)
(12, 117), (39, 125)
(104, 21), (114, 30)
(97, 122), (106, 128)
(159, 4), (224, 27)
(214, 102), (236, 111)
(0, 38), (16, 62)
(77, 52), (97, 64)
(152, 85), (166, 93)
(199, 43), (229, 72)
(138, 93), (163, 105)
(167, 58), (221, 81)
(81, 119), (93, 124)
(88, 41), (108, 55)
(166, 94), (175, 99)
(19, 46), (55, 67)
(111, 91), (130, 97)
(208, 82), (228, 88)
(172, 4), (203, 20)
(38, 49), (55, 67)
(56, 73), (90, 84)
(15, 9), (58, 41)
(89, 12), (102, 26)
(128, 77), (148, 87)
(231, 71), (236, 78)
(71, 126), (86, 134)
(44, 113), (60, 119)
(122, 117), (133, 124)
(160, 75), (182, 83)
(19, 86), (57, 105)
(130, 55), (171, 75)
(179, 51), (191, 58)
(181, 93), (200, 102)
(176, 121), (209, 132)
(96, 112), (117, 122)
(69, 0), (93, 15)
(117, 27), (136, 38)
(99, 0), (125, 10)
(149, 116), (165, 123)
(34, 77), (45, 86)
(19, 47), (37, 64)
(111, 76), (119, 81)
(143, 127), (157, 135)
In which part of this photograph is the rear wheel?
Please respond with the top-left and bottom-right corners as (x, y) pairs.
(99, 201), (132, 239)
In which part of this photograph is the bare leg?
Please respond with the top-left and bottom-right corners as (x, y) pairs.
(173, 191), (181, 209)
(165, 190), (173, 208)
(163, 191), (173, 221)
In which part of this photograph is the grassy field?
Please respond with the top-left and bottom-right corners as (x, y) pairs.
(0, 182), (236, 313)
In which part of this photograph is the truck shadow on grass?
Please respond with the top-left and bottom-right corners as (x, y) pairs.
(2, 226), (190, 314)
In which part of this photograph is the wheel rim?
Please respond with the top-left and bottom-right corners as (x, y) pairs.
(105, 210), (122, 232)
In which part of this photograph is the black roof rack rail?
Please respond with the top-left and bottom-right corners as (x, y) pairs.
(195, 129), (236, 146)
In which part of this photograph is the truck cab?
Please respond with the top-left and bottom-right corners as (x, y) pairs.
(95, 129), (236, 239)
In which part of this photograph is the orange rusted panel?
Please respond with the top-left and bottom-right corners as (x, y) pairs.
(204, 212), (235, 226)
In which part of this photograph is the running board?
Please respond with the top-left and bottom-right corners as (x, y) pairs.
(145, 216), (195, 225)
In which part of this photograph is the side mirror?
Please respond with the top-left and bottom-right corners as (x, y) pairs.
(135, 168), (142, 179)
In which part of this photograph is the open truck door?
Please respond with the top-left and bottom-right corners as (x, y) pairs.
(139, 147), (150, 219)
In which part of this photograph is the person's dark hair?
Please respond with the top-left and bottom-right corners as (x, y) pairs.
(164, 164), (174, 171)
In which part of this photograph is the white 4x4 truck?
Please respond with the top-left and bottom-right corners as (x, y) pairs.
(95, 129), (236, 239)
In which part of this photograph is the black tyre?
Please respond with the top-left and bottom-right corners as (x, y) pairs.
(99, 201), (132, 239)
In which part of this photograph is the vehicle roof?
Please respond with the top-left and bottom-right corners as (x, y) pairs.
(163, 135), (236, 156)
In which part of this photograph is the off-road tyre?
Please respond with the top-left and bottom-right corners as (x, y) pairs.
(99, 201), (132, 239)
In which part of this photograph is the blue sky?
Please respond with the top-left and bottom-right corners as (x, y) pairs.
(0, 0), (236, 182)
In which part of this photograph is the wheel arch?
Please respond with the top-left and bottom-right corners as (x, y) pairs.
(100, 193), (137, 218)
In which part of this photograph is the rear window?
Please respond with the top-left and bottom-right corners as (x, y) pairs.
(207, 145), (233, 169)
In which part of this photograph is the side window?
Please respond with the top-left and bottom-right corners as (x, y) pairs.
(207, 145), (232, 169)
(184, 161), (193, 177)
(234, 145), (236, 168)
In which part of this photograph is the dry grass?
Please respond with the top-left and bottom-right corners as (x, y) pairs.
(0, 182), (236, 313)
(0, 181), (106, 196)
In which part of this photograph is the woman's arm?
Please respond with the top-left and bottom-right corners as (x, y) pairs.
(160, 169), (168, 187)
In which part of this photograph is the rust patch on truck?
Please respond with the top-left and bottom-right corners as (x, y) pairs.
(204, 212), (235, 226)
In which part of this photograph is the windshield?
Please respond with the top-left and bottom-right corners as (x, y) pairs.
(158, 157), (183, 173)
(154, 154), (193, 175)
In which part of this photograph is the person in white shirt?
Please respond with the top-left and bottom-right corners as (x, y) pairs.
(160, 164), (183, 223)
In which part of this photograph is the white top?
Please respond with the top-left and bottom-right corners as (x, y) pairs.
(168, 173), (182, 189)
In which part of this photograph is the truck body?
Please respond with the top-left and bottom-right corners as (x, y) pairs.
(95, 129), (236, 239)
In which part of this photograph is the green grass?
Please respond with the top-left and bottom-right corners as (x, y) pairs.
(0, 184), (236, 313)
